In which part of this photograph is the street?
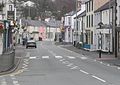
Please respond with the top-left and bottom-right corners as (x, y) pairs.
(0, 41), (120, 85)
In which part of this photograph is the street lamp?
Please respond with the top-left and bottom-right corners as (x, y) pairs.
(98, 22), (103, 58)
(108, 0), (111, 54)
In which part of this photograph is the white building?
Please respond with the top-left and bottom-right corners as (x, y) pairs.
(63, 4), (85, 43)
(117, 0), (120, 53)
(74, 11), (86, 48)
(94, 0), (114, 52)
(64, 11), (75, 43)
(117, 0), (120, 26)
(46, 20), (61, 41)
(84, 0), (94, 50)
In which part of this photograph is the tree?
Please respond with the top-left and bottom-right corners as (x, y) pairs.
(18, 0), (76, 20)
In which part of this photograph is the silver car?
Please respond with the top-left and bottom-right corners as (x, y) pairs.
(26, 40), (37, 48)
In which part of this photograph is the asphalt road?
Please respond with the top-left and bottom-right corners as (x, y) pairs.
(0, 41), (120, 85)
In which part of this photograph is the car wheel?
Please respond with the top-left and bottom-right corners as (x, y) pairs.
(35, 46), (37, 48)
(26, 46), (28, 49)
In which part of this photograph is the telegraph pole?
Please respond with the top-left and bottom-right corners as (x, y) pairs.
(113, 0), (117, 58)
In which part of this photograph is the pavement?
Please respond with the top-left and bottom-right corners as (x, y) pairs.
(55, 42), (120, 67)
(0, 44), (26, 75)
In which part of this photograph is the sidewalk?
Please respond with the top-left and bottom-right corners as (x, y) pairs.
(55, 42), (120, 67)
(0, 44), (25, 74)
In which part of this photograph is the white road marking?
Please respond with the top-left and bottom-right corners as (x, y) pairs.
(62, 61), (69, 64)
(80, 70), (89, 75)
(100, 62), (103, 64)
(92, 75), (106, 83)
(42, 56), (49, 59)
(13, 81), (19, 85)
(24, 61), (29, 64)
(23, 64), (28, 67)
(107, 64), (110, 66)
(67, 63), (73, 67)
(67, 56), (76, 59)
(55, 56), (63, 59)
(29, 57), (37, 59)
(10, 75), (15, 77)
(24, 59), (29, 61)
(70, 66), (78, 69)
(117, 67), (120, 69)
(80, 57), (88, 60)
(60, 59), (65, 61)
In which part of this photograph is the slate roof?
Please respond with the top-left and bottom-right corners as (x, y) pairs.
(21, 19), (61, 28)
(74, 11), (86, 19)
(45, 20), (61, 28)
(65, 11), (76, 16)
(21, 19), (46, 27)
(94, 0), (115, 13)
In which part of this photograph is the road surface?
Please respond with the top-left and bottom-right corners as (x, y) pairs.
(0, 41), (120, 85)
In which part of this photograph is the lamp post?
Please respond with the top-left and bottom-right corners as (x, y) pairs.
(98, 22), (103, 58)
(108, 0), (111, 54)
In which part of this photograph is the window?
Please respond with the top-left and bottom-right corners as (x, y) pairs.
(86, 3), (88, 12)
(91, 0), (93, 11)
(91, 14), (93, 27)
(89, 15), (90, 27)
(9, 5), (12, 11)
(68, 17), (71, 25)
(91, 31), (93, 44)
(119, 6), (120, 25)
(89, 2), (90, 12)
(87, 16), (88, 27)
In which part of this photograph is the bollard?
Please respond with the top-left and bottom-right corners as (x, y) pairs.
(99, 50), (102, 58)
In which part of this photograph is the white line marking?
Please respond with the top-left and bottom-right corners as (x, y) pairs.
(60, 59), (65, 61)
(13, 80), (20, 85)
(67, 56), (76, 59)
(107, 64), (110, 66)
(10, 75), (15, 77)
(94, 60), (97, 62)
(62, 61), (69, 64)
(29, 57), (37, 59)
(80, 70), (89, 74)
(42, 56), (49, 59)
(23, 64), (28, 67)
(70, 66), (78, 69)
(92, 75), (106, 83)
(55, 56), (63, 59)
(24, 61), (29, 64)
(100, 62), (103, 64)
(80, 57), (88, 60)
(22, 66), (28, 69)
(67, 63), (73, 67)
(117, 67), (120, 69)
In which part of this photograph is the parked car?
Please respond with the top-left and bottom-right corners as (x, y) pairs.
(26, 40), (37, 48)
(39, 37), (42, 41)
